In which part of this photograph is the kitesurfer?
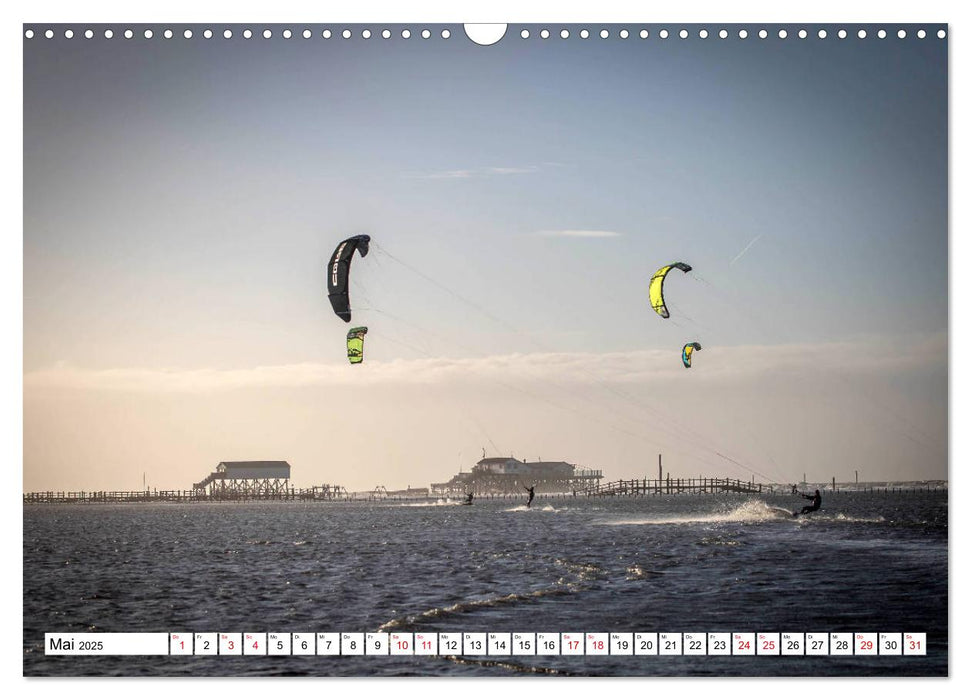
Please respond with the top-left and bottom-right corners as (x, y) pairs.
(525, 485), (535, 508)
(463, 492), (474, 506)
(796, 489), (822, 516)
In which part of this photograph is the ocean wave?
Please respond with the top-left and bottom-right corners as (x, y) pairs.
(697, 535), (743, 547)
(624, 565), (667, 580)
(553, 558), (608, 581)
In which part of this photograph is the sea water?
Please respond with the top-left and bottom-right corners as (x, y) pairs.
(23, 490), (947, 676)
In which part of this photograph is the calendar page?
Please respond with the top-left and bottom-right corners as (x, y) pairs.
(20, 3), (950, 683)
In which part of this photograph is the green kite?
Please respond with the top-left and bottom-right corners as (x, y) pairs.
(347, 327), (368, 365)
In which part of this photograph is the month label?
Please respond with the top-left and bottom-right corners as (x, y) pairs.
(44, 633), (168, 656)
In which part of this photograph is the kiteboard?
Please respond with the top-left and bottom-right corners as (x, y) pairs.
(769, 506), (797, 519)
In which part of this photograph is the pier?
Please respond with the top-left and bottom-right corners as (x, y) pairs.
(577, 477), (767, 496)
(22, 480), (947, 505)
(22, 486), (349, 505)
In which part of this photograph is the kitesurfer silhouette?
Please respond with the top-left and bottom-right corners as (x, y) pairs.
(525, 485), (535, 508)
(796, 489), (821, 516)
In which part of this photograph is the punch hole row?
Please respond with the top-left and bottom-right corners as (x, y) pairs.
(23, 26), (947, 41)
(519, 27), (944, 40)
(23, 27), (454, 40)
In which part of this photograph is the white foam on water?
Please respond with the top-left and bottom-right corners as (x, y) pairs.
(602, 499), (800, 525)
(826, 513), (887, 524)
(394, 499), (462, 507)
(504, 504), (557, 513)
(601, 499), (891, 526)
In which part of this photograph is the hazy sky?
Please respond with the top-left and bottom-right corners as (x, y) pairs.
(23, 24), (947, 491)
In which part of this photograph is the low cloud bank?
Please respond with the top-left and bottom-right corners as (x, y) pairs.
(24, 333), (945, 395)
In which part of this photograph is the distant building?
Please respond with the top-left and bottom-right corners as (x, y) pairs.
(473, 457), (574, 478)
(387, 486), (431, 497)
(193, 460), (291, 498)
(431, 457), (602, 496)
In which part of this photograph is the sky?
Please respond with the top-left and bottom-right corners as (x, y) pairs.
(22, 23), (948, 492)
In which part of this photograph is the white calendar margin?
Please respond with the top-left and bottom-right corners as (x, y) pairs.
(10, 0), (962, 697)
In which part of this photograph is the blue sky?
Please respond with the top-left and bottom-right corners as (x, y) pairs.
(22, 25), (948, 490)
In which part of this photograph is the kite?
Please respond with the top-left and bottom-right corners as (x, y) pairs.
(649, 262), (692, 319)
(682, 342), (702, 368)
(347, 327), (368, 365)
(327, 234), (371, 322)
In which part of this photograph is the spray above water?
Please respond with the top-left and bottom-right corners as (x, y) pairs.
(603, 499), (889, 526)
(605, 499), (803, 525)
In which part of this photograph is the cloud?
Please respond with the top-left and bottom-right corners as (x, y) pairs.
(535, 229), (624, 238)
(415, 169), (474, 179)
(484, 166), (539, 175)
(407, 165), (540, 180)
(23, 334), (945, 395)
